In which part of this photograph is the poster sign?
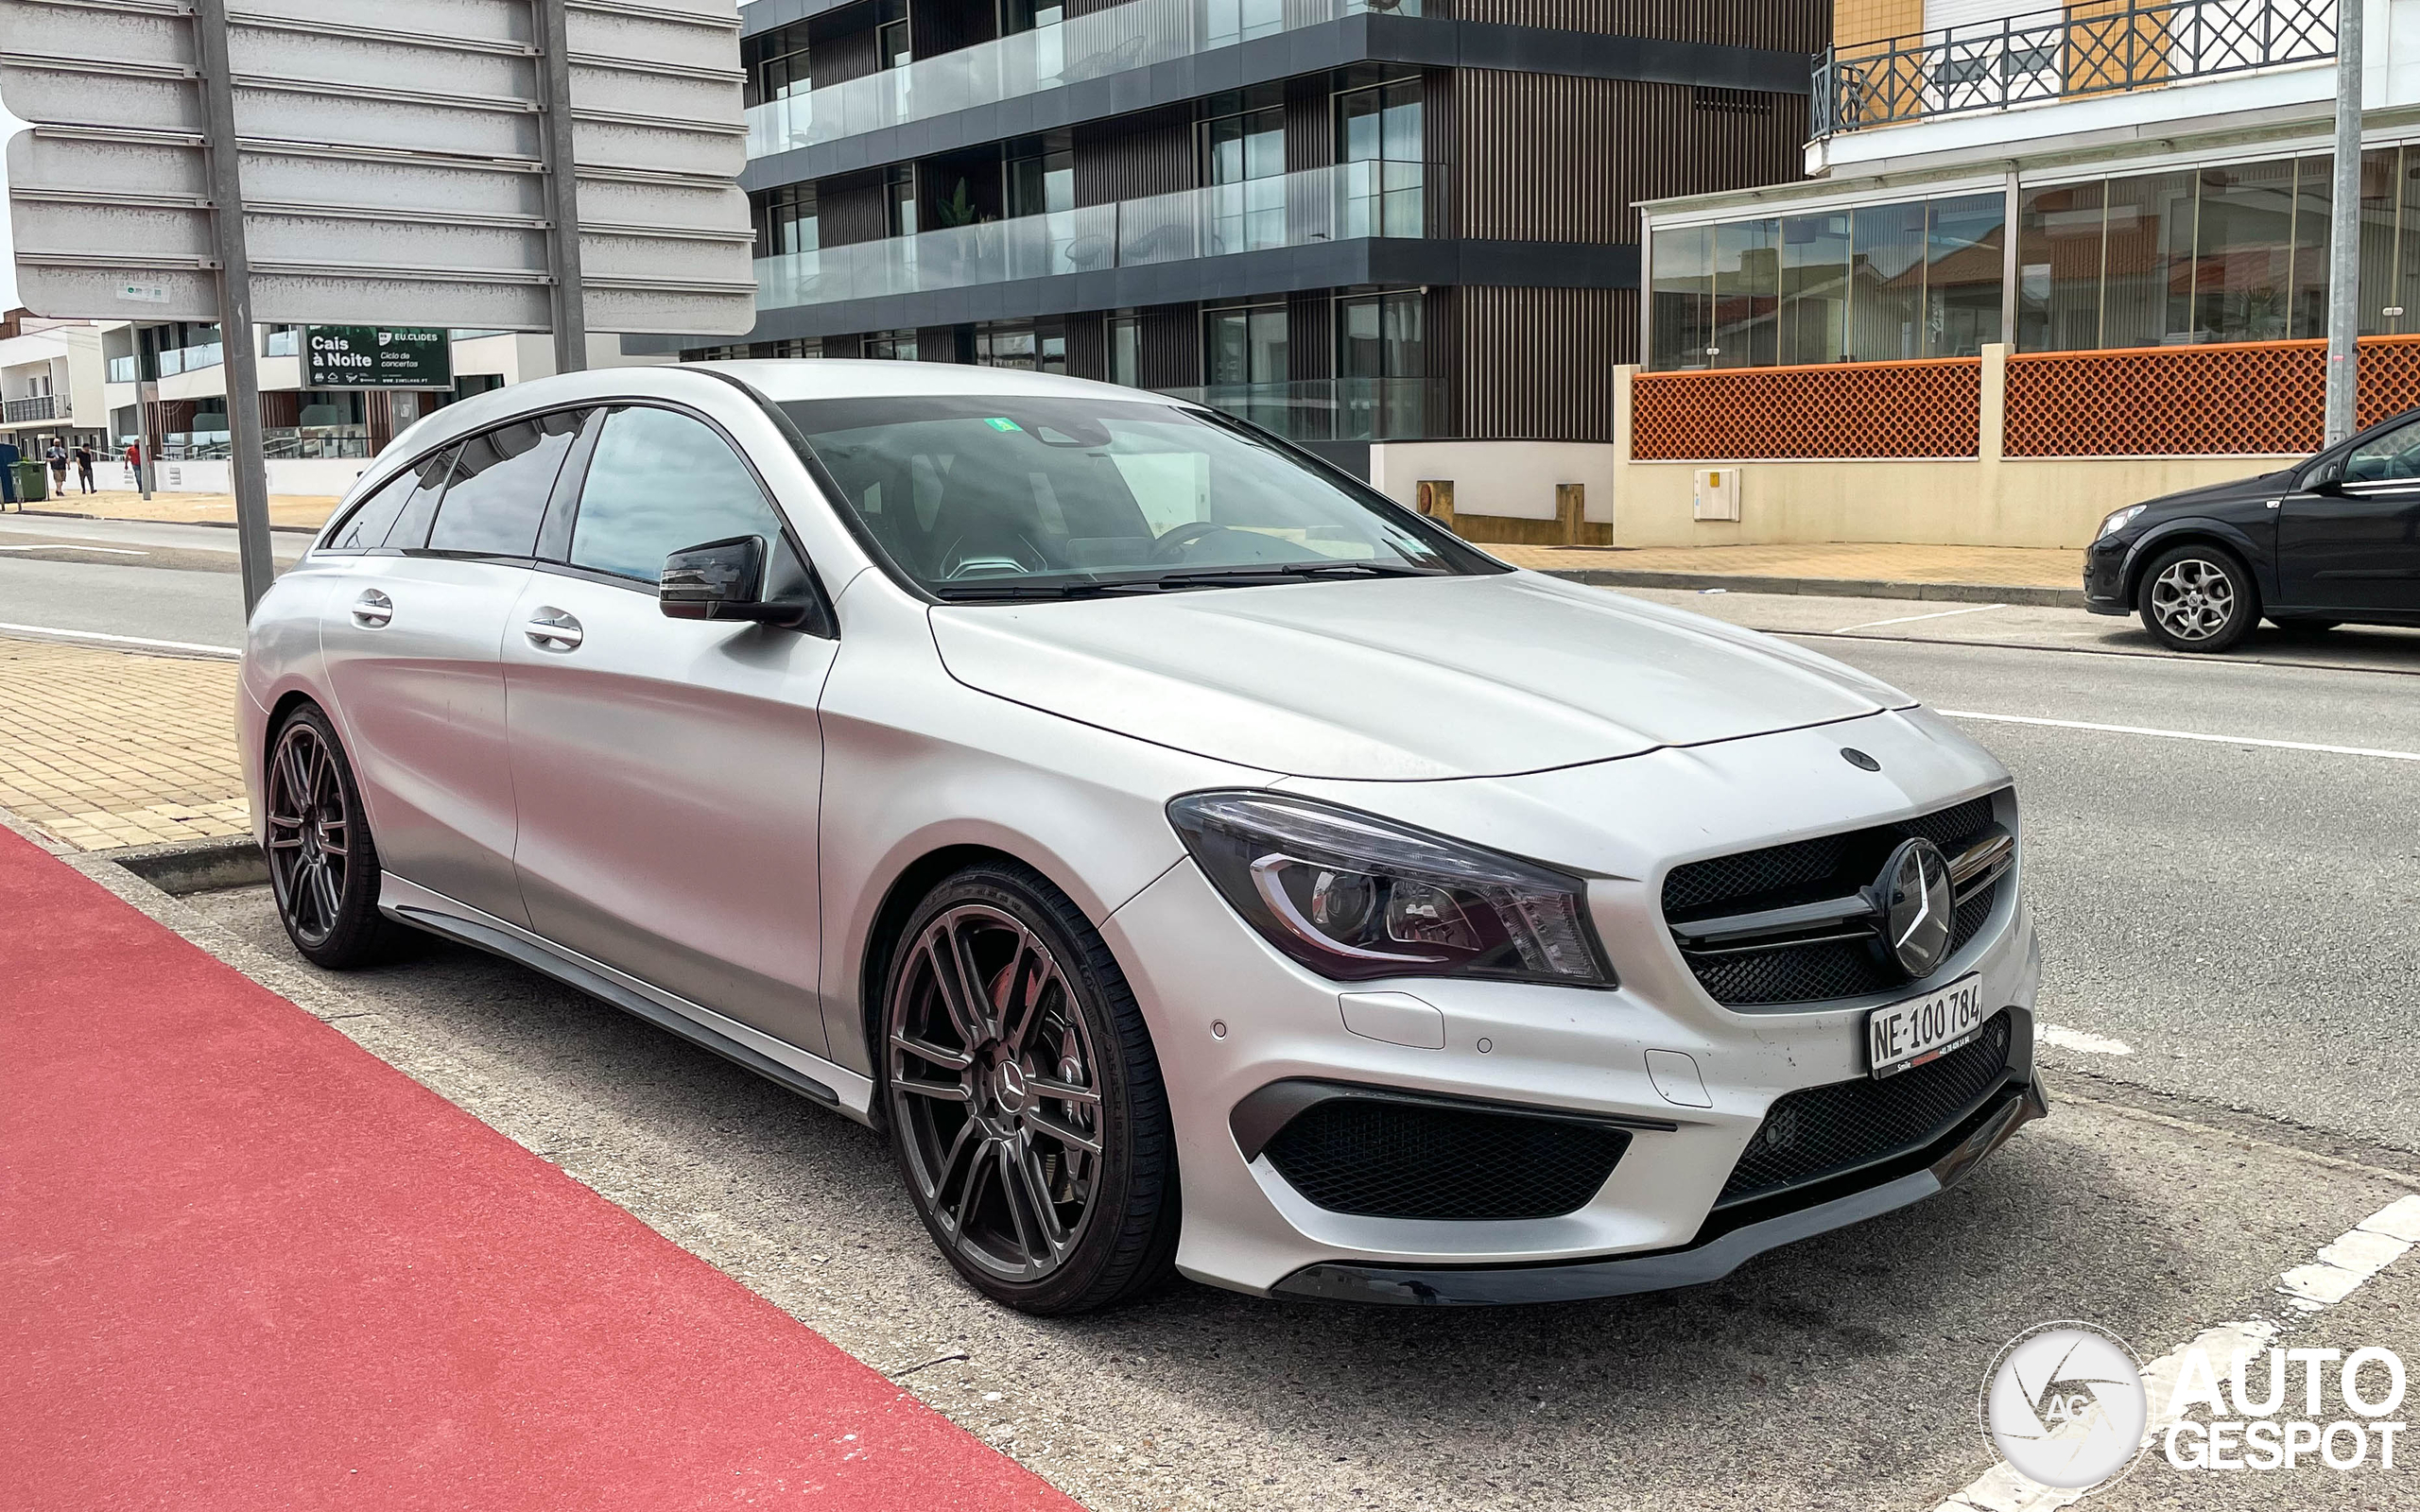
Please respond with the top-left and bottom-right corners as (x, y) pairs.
(302, 326), (454, 388)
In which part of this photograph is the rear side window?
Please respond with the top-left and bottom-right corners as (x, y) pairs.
(322, 469), (416, 553)
(568, 405), (788, 584)
(382, 448), (458, 550)
(426, 410), (587, 558)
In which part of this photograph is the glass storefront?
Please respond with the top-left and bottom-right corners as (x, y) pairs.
(1651, 146), (2420, 369)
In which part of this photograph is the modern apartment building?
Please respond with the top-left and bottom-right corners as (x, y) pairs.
(640, 0), (1828, 537)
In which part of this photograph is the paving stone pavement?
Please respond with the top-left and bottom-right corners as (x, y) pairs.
(1489, 541), (2083, 589)
(0, 638), (248, 851)
(9, 488), (339, 530)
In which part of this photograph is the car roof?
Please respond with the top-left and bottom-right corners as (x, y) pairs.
(686, 358), (1176, 407)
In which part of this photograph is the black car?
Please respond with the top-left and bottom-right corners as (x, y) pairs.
(2085, 406), (2420, 651)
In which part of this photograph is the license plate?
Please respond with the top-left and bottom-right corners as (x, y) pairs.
(1867, 974), (1988, 1080)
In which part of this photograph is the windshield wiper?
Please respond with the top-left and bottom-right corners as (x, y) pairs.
(1151, 560), (1449, 586)
(929, 560), (1448, 602)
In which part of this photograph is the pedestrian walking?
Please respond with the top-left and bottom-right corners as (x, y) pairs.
(73, 442), (95, 494)
(46, 439), (68, 492)
(123, 440), (142, 490)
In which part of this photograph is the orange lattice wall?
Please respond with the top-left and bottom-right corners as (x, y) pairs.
(1631, 358), (1981, 460)
(2005, 336), (2420, 456)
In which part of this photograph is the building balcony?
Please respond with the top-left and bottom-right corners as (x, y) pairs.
(746, 0), (1422, 161)
(1156, 375), (1444, 441)
(3, 394), (60, 423)
(1812, 0), (2335, 141)
(758, 160), (1432, 310)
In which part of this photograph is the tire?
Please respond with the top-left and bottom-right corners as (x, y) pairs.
(880, 862), (1180, 1314)
(263, 704), (415, 969)
(2269, 616), (2341, 636)
(2136, 543), (2257, 653)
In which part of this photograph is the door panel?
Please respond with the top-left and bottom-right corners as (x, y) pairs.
(2282, 419), (2420, 611)
(320, 555), (532, 924)
(502, 573), (835, 1052)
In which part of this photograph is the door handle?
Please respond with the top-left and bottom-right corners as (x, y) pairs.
(352, 590), (392, 627)
(525, 607), (583, 651)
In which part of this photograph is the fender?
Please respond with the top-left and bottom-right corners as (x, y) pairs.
(2120, 516), (2276, 604)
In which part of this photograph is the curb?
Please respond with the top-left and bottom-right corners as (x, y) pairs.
(8, 507), (320, 536)
(98, 834), (268, 895)
(1540, 568), (2086, 609)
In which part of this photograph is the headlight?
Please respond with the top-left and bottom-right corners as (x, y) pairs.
(1167, 791), (1615, 987)
(2097, 504), (2147, 540)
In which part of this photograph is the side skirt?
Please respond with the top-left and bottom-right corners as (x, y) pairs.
(378, 873), (876, 1124)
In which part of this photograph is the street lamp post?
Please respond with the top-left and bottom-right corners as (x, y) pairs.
(2325, 0), (2365, 447)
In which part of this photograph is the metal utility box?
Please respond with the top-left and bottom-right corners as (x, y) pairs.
(1692, 467), (1740, 522)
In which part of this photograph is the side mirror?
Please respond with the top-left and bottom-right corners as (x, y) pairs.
(2306, 457), (2346, 493)
(660, 535), (803, 624)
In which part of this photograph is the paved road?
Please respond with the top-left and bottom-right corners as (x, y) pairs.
(0, 514), (308, 651)
(58, 578), (2420, 1511)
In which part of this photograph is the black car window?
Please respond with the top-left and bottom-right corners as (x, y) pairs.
(379, 448), (459, 550)
(568, 405), (791, 585)
(2344, 419), (2420, 484)
(426, 410), (588, 558)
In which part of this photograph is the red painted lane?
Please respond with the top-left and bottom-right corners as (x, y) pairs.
(0, 826), (1080, 1511)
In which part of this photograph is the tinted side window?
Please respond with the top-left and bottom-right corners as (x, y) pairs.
(426, 410), (587, 558)
(568, 406), (788, 584)
(322, 469), (416, 553)
(382, 447), (458, 549)
(2344, 419), (2420, 484)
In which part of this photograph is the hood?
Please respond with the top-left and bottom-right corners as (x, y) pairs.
(2143, 467), (2295, 514)
(927, 571), (1911, 781)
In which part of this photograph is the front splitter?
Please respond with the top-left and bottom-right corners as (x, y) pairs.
(1270, 1074), (2049, 1306)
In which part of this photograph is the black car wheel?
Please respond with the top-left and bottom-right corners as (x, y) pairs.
(2137, 544), (2257, 652)
(264, 705), (413, 969)
(881, 862), (1179, 1314)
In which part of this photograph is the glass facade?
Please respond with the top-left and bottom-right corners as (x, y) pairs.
(1653, 146), (2420, 369)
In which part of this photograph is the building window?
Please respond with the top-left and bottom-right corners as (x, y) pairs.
(1109, 314), (1141, 387)
(1007, 140), (1074, 218)
(975, 321), (1066, 372)
(753, 184), (820, 258)
(1205, 303), (1288, 388)
(1205, 0), (1285, 48)
(745, 22), (810, 107)
(1650, 191), (2005, 369)
(1203, 103), (1287, 253)
(1336, 77), (1423, 238)
(998, 0), (1064, 32)
(863, 330), (919, 361)
(886, 164), (918, 239)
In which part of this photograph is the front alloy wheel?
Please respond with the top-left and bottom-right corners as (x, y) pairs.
(884, 865), (1178, 1314)
(2138, 545), (2256, 652)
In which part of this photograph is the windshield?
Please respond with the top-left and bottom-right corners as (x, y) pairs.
(774, 395), (1496, 599)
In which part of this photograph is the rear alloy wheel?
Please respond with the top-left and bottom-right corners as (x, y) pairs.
(883, 864), (1178, 1314)
(2137, 545), (2256, 653)
(265, 706), (411, 969)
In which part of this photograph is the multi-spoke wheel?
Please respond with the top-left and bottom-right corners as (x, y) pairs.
(883, 864), (1179, 1314)
(264, 705), (409, 968)
(2137, 544), (2256, 653)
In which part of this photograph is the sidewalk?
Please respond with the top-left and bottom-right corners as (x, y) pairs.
(0, 638), (250, 850)
(0, 822), (1078, 1509)
(1491, 541), (2085, 604)
(9, 487), (339, 531)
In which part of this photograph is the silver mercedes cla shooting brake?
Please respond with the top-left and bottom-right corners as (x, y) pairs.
(241, 361), (2046, 1314)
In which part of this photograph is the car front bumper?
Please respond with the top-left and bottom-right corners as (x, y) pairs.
(2084, 536), (2133, 614)
(1100, 710), (2045, 1300)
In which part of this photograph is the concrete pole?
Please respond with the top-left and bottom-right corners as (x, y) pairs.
(193, 0), (276, 613)
(2325, 0), (2365, 447)
(538, 0), (587, 376)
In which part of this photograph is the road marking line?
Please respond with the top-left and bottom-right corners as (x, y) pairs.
(0, 542), (147, 555)
(1934, 1194), (2420, 1511)
(0, 621), (240, 658)
(1939, 709), (2420, 763)
(2037, 1025), (2134, 1056)
(1835, 603), (2009, 632)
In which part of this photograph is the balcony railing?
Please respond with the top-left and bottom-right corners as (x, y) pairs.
(1812, 0), (2334, 138)
(1155, 376), (1443, 441)
(758, 159), (1432, 308)
(747, 0), (1422, 158)
(3, 394), (60, 423)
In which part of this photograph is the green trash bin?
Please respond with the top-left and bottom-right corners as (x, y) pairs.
(9, 459), (45, 505)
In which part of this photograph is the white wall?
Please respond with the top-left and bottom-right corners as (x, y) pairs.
(154, 456), (371, 496)
(1367, 440), (1620, 523)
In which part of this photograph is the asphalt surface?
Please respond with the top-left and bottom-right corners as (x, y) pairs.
(0, 513), (306, 650)
(49, 577), (2420, 1510)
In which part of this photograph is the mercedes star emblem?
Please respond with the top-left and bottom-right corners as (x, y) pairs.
(1876, 836), (1954, 979)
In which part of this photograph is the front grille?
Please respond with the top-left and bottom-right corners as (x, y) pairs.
(1664, 793), (2007, 1007)
(1264, 1098), (1632, 1221)
(1717, 1011), (2013, 1206)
